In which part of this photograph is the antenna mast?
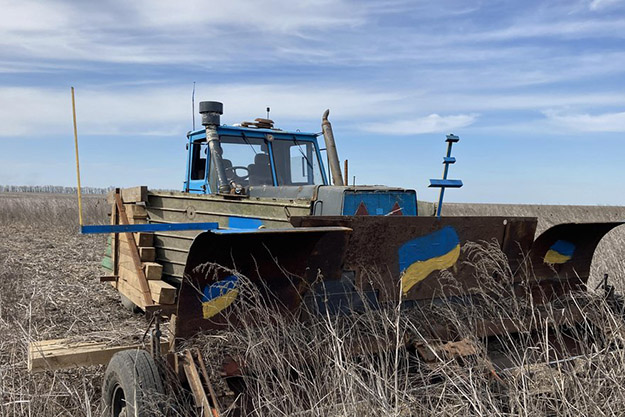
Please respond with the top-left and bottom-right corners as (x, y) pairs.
(192, 82), (196, 130)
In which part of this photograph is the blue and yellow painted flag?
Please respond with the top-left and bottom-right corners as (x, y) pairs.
(202, 275), (239, 319)
(544, 240), (575, 264)
(399, 226), (460, 295)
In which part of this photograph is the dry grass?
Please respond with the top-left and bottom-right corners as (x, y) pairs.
(191, 242), (625, 416)
(0, 193), (107, 231)
(1, 193), (624, 416)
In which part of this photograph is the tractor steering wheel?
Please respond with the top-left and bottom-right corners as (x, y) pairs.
(227, 166), (250, 181)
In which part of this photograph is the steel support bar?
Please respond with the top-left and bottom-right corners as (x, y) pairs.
(81, 222), (219, 234)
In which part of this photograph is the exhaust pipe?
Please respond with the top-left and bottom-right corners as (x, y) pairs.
(199, 101), (231, 193)
(321, 109), (344, 186)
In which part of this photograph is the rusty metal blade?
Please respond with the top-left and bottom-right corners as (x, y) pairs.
(174, 227), (350, 338)
(529, 222), (624, 283)
(292, 216), (538, 301)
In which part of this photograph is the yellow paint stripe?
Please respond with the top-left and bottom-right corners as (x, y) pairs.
(401, 244), (460, 295)
(544, 250), (572, 264)
(202, 289), (239, 319)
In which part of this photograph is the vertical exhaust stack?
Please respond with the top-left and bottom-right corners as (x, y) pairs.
(321, 109), (345, 186)
(199, 101), (231, 193)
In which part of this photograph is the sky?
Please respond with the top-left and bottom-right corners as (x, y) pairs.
(0, 0), (624, 204)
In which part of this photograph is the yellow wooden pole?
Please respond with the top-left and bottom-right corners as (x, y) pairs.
(71, 87), (84, 227)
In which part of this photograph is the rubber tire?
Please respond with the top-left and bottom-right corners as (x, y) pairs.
(102, 349), (165, 417)
(120, 294), (142, 314)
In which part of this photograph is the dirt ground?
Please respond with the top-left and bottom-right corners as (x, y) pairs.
(0, 204), (145, 416)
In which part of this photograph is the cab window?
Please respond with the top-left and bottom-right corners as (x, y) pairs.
(190, 139), (208, 180)
(271, 139), (324, 186)
(208, 135), (273, 190)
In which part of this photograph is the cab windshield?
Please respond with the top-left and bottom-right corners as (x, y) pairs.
(206, 135), (325, 192)
(208, 135), (272, 191)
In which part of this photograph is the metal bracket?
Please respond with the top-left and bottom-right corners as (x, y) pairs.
(429, 134), (463, 217)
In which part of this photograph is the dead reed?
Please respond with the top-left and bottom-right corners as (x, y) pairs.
(0, 192), (107, 231)
(1, 193), (624, 416)
(191, 240), (625, 416)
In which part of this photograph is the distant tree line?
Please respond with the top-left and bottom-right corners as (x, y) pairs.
(0, 185), (114, 194)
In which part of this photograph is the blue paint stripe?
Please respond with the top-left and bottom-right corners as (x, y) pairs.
(81, 222), (218, 234)
(550, 240), (575, 257)
(428, 179), (463, 188)
(228, 216), (263, 229)
(203, 275), (238, 302)
(398, 226), (460, 271)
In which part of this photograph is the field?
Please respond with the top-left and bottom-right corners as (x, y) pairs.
(1, 193), (625, 416)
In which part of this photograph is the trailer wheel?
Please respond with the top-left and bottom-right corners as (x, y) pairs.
(120, 294), (141, 314)
(102, 349), (165, 417)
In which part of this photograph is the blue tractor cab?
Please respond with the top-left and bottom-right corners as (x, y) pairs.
(182, 101), (422, 217)
(184, 126), (328, 194)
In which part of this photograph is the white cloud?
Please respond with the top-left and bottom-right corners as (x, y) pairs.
(127, 0), (364, 32)
(543, 109), (625, 132)
(363, 114), (477, 135)
(0, 84), (404, 137)
(4, 82), (625, 138)
(0, 0), (366, 65)
(589, 0), (624, 11)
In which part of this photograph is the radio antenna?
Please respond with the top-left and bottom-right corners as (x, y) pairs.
(192, 82), (196, 130)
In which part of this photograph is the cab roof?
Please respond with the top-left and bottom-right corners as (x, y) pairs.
(187, 125), (319, 140)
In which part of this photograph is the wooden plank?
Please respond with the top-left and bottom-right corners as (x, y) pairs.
(119, 232), (154, 247)
(117, 252), (137, 273)
(119, 259), (162, 282)
(116, 267), (176, 305)
(101, 255), (113, 271)
(111, 199), (119, 277)
(125, 204), (148, 218)
(139, 247), (156, 262)
(28, 339), (168, 373)
(143, 262), (163, 280)
(99, 275), (118, 282)
(119, 242), (155, 262)
(110, 277), (147, 309)
(115, 193), (152, 306)
(148, 280), (176, 304)
(194, 348), (222, 415)
(121, 186), (148, 203)
(182, 350), (214, 416)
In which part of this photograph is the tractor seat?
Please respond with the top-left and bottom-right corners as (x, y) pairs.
(222, 158), (234, 180)
(248, 153), (273, 186)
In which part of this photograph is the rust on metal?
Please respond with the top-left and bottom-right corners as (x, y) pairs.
(174, 227), (351, 338)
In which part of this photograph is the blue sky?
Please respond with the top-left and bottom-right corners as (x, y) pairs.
(0, 0), (624, 204)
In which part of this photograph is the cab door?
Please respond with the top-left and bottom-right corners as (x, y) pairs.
(186, 139), (209, 194)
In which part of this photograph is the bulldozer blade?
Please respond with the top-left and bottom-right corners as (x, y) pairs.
(292, 216), (623, 304)
(291, 216), (539, 302)
(174, 226), (351, 338)
(528, 222), (624, 288)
